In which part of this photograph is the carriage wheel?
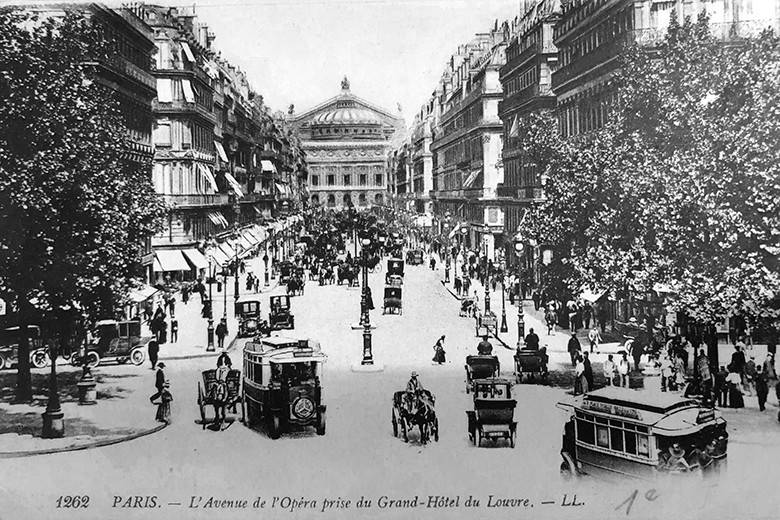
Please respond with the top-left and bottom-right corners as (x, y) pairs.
(31, 350), (48, 369)
(316, 410), (326, 436)
(269, 414), (281, 439)
(560, 452), (579, 480)
(86, 351), (100, 368)
(197, 382), (207, 429)
(433, 417), (439, 442)
(401, 418), (408, 442)
(392, 410), (398, 437)
(130, 348), (145, 366)
(476, 428), (482, 447)
(510, 429), (516, 448)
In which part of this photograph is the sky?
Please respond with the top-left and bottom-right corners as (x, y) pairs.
(150, 0), (523, 123)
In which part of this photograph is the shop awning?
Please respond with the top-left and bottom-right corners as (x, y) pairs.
(182, 248), (209, 270)
(198, 163), (218, 192)
(207, 211), (228, 228)
(180, 41), (196, 63)
(251, 225), (267, 242)
(214, 141), (229, 162)
(129, 285), (159, 303)
(218, 242), (236, 260)
(225, 172), (244, 197)
(239, 235), (255, 251)
(154, 250), (191, 272)
(261, 160), (277, 173)
(243, 229), (260, 245)
(208, 247), (230, 267)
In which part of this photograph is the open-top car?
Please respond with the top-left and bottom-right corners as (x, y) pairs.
(242, 336), (327, 438)
(83, 319), (149, 367)
(269, 295), (294, 330)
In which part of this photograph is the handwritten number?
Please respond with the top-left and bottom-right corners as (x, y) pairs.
(645, 489), (659, 502)
(615, 489), (638, 516)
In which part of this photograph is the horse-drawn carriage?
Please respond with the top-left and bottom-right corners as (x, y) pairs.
(465, 355), (500, 393)
(269, 295), (294, 330)
(287, 272), (306, 296)
(383, 287), (402, 315)
(337, 263), (359, 286)
(242, 337), (327, 438)
(235, 296), (265, 338)
(392, 390), (438, 444)
(514, 348), (549, 383)
(385, 258), (404, 286)
(197, 368), (241, 430)
(459, 297), (476, 317)
(466, 378), (517, 448)
(406, 249), (424, 266)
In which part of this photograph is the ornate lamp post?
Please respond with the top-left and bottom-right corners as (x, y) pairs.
(360, 237), (374, 365)
(233, 231), (241, 303)
(444, 211), (451, 283)
(500, 269), (508, 333)
(222, 264), (229, 319)
(483, 239), (491, 313)
(263, 240), (270, 287)
(515, 240), (526, 348)
(460, 227), (468, 278)
(207, 243), (215, 351)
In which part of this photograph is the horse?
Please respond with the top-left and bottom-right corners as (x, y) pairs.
(404, 391), (437, 444)
(209, 375), (229, 430)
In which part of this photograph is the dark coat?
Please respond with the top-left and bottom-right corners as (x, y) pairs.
(216, 322), (228, 338)
(217, 352), (232, 368)
(525, 333), (540, 350)
(567, 336), (581, 353)
(155, 368), (166, 391)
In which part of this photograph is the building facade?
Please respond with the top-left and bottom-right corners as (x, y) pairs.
(291, 78), (404, 211)
(429, 23), (509, 261)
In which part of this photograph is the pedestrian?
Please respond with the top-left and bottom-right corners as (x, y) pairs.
(597, 305), (608, 333)
(216, 318), (228, 350)
(432, 335), (446, 364)
(618, 352), (630, 388)
(659, 353), (673, 392)
(756, 365), (769, 412)
(147, 340), (159, 370)
(583, 351), (594, 392)
(170, 318), (178, 343)
(603, 354), (616, 386)
(182, 284), (190, 305)
(150, 362), (166, 403)
(574, 355), (585, 395)
(731, 342), (747, 382)
(154, 381), (173, 425)
(763, 352), (776, 381)
(587, 327), (601, 353)
(254, 278), (260, 293)
(715, 366), (728, 407)
(696, 349), (713, 407)
(246, 273), (254, 292)
(159, 318), (168, 344)
(745, 356), (757, 396)
(532, 290), (541, 311)
(462, 276), (471, 295)
(726, 367), (744, 408)
(567, 333), (581, 366)
(545, 308), (557, 336)
(167, 293), (176, 318)
(582, 302), (592, 329)
(524, 328), (540, 351)
(454, 276), (462, 296)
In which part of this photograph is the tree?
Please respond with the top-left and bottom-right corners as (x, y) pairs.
(521, 12), (780, 327)
(0, 9), (165, 402)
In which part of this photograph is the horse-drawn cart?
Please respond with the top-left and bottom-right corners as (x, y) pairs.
(475, 311), (497, 337)
(514, 348), (549, 383)
(466, 378), (517, 448)
(465, 355), (500, 393)
(392, 390), (438, 444)
(385, 258), (404, 285)
(197, 368), (241, 430)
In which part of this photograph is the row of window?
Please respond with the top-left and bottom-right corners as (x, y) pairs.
(558, 8), (633, 68)
(309, 174), (383, 187)
(504, 156), (539, 190)
(314, 127), (382, 136)
(96, 23), (150, 71)
(558, 91), (616, 138)
(575, 411), (650, 458)
(442, 102), (484, 137)
(152, 161), (209, 195)
(311, 193), (384, 206)
(441, 135), (484, 167)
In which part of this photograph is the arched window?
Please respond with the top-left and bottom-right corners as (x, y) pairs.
(311, 194), (319, 205)
(327, 194), (336, 207)
(358, 193), (367, 206)
(343, 193), (352, 207)
(374, 193), (384, 204)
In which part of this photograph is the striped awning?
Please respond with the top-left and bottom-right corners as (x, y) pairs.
(154, 250), (191, 272)
(182, 248), (209, 270)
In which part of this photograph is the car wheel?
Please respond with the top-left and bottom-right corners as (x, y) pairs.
(0, 355), (6, 370)
(270, 414), (281, 440)
(130, 349), (145, 366)
(86, 351), (100, 368)
(31, 350), (48, 369)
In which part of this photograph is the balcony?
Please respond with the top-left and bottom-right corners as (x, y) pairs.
(551, 42), (623, 92)
(153, 99), (216, 123)
(162, 194), (230, 208)
(499, 83), (554, 115)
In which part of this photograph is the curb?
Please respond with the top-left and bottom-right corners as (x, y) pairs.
(441, 280), (516, 351)
(0, 422), (167, 459)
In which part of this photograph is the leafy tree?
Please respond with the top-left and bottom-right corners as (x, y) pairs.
(0, 9), (165, 402)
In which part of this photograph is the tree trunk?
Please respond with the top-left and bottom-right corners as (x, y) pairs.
(14, 307), (33, 403)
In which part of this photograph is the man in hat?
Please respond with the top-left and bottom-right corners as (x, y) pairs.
(407, 372), (423, 393)
(524, 328), (540, 351)
(477, 335), (493, 355)
(216, 318), (229, 350)
(150, 362), (167, 403)
(567, 333), (581, 366)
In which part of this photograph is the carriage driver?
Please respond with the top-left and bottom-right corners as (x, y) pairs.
(407, 372), (424, 393)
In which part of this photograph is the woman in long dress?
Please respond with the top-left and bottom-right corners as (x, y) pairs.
(154, 382), (173, 424)
(432, 335), (446, 364)
(726, 368), (744, 408)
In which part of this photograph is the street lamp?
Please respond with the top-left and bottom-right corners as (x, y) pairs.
(263, 241), (270, 287)
(483, 240), (491, 314)
(444, 211), (451, 283)
(207, 252), (215, 351)
(460, 227), (468, 278)
(515, 241), (526, 348)
(233, 232), (241, 303)
(500, 269), (508, 333)
(360, 237), (374, 365)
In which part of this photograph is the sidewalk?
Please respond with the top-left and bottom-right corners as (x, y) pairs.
(0, 365), (164, 458)
(148, 254), (281, 360)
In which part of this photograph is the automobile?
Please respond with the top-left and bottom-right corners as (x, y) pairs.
(556, 387), (728, 480)
(242, 336), (327, 438)
(269, 295), (294, 330)
(0, 325), (49, 370)
(385, 258), (404, 285)
(278, 261), (294, 284)
(82, 319), (150, 367)
(235, 296), (265, 338)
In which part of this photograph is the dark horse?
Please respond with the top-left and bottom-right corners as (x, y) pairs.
(399, 390), (438, 444)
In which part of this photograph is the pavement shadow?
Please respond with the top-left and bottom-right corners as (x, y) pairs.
(0, 369), (144, 407)
(0, 407), (141, 439)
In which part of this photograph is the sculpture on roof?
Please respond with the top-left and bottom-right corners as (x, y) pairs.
(341, 75), (350, 91)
